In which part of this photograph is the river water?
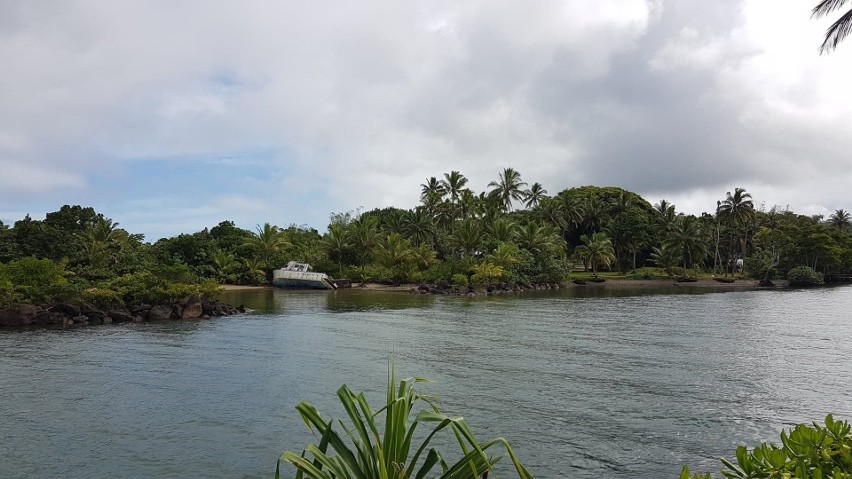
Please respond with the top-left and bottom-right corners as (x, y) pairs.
(1, 285), (851, 478)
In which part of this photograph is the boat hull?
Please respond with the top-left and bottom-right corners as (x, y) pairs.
(272, 278), (332, 289)
(272, 269), (334, 290)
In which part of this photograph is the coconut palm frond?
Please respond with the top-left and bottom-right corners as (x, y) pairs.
(819, 6), (852, 53)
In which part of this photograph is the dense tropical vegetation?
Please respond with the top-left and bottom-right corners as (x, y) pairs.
(3, 169), (852, 308)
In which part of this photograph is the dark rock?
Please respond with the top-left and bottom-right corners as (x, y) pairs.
(102, 317), (112, 324)
(572, 279), (587, 285)
(132, 304), (152, 315)
(147, 305), (173, 321)
(51, 303), (81, 317)
(34, 311), (67, 325)
(759, 279), (775, 287)
(80, 303), (105, 319)
(133, 315), (144, 323)
(71, 315), (88, 323)
(0, 304), (43, 327)
(107, 309), (134, 323)
(181, 301), (202, 319)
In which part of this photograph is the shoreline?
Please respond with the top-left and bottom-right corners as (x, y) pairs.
(220, 278), (768, 293)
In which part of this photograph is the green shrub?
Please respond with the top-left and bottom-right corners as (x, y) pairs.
(451, 273), (469, 287)
(277, 367), (532, 479)
(681, 415), (852, 479)
(81, 288), (125, 309)
(625, 267), (670, 280)
(103, 273), (221, 306)
(786, 266), (824, 286)
(408, 270), (424, 284)
(421, 263), (453, 284)
(348, 264), (393, 284)
(0, 257), (76, 304)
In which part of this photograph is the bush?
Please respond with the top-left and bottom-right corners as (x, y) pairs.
(81, 288), (125, 309)
(421, 262), (453, 284)
(681, 415), (852, 479)
(625, 267), (670, 280)
(451, 273), (469, 287)
(0, 257), (77, 304)
(277, 367), (532, 479)
(786, 266), (824, 287)
(103, 273), (221, 306)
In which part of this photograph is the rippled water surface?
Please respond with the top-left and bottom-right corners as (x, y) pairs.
(2, 286), (851, 478)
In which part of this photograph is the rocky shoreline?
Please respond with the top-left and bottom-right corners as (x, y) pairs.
(0, 297), (244, 328)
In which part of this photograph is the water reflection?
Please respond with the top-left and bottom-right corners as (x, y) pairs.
(218, 287), (436, 314)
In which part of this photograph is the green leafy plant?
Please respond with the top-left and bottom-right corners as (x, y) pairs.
(786, 266), (824, 287)
(451, 273), (469, 287)
(277, 367), (532, 479)
(681, 415), (852, 478)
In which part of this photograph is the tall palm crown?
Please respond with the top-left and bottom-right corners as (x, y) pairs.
(813, 0), (852, 53)
(441, 171), (468, 203)
(419, 177), (446, 201)
(523, 182), (548, 209)
(243, 223), (291, 276)
(716, 188), (755, 227)
(488, 168), (527, 211)
(828, 209), (851, 229)
(665, 215), (709, 271)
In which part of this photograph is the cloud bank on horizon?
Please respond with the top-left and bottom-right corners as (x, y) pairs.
(1, 0), (850, 239)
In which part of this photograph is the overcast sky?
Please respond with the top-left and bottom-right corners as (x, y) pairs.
(1, 1), (850, 240)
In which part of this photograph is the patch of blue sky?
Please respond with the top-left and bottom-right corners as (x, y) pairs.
(92, 148), (286, 196)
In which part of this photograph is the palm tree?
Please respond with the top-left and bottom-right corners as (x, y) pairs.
(350, 217), (380, 267)
(211, 250), (238, 283)
(574, 232), (616, 278)
(650, 243), (680, 276)
(717, 188), (755, 273)
(488, 168), (527, 211)
(523, 182), (548, 209)
(580, 196), (610, 234)
(240, 257), (266, 284)
(666, 215), (709, 273)
(456, 189), (480, 220)
(828, 209), (851, 229)
(448, 219), (485, 258)
(420, 176), (446, 201)
(373, 233), (413, 270)
(400, 209), (435, 246)
(441, 171), (468, 203)
(486, 218), (519, 244)
(77, 217), (128, 270)
(516, 223), (561, 258)
(652, 199), (678, 237)
(410, 244), (437, 270)
(812, 0), (852, 53)
(243, 223), (291, 280)
(608, 191), (637, 218)
(321, 225), (352, 276)
(487, 242), (521, 268)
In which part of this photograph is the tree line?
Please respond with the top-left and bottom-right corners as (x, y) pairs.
(3, 169), (852, 306)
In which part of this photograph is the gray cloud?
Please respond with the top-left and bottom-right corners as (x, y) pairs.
(1, 0), (850, 237)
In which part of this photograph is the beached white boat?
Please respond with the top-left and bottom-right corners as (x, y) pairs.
(272, 261), (336, 290)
